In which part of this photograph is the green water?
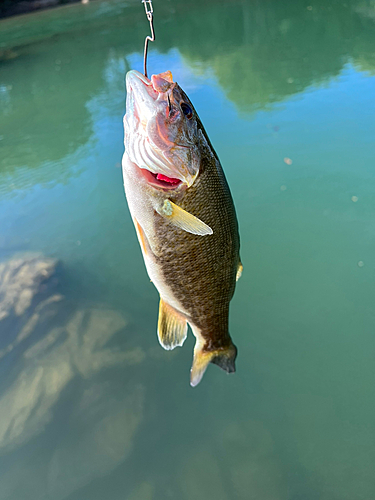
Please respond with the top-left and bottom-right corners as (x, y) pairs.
(1, 0), (375, 498)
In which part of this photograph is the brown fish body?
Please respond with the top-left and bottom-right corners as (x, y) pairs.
(153, 137), (239, 343)
(123, 70), (242, 386)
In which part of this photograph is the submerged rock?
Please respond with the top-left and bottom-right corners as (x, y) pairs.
(0, 252), (147, 499)
(0, 253), (57, 322)
(0, 253), (60, 358)
(0, 304), (145, 454)
(0, 253), (146, 456)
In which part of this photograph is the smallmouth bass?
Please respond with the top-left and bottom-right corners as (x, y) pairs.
(122, 69), (242, 386)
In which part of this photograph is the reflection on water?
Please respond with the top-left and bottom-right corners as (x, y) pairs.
(156, 0), (375, 109)
(1, 0), (375, 499)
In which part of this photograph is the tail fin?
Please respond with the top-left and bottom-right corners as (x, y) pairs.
(190, 338), (237, 387)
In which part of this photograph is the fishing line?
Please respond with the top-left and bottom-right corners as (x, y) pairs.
(142, 0), (155, 78)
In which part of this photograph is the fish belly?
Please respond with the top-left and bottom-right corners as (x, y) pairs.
(122, 154), (189, 317)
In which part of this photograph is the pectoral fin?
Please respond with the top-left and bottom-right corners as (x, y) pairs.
(236, 261), (243, 281)
(157, 200), (213, 236)
(158, 298), (188, 350)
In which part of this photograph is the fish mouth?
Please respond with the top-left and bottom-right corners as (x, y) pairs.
(126, 70), (174, 98)
(125, 70), (155, 127)
(126, 70), (151, 87)
(138, 165), (184, 190)
(126, 70), (166, 122)
(125, 70), (198, 188)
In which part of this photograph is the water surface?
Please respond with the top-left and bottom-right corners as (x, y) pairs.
(1, 1), (375, 499)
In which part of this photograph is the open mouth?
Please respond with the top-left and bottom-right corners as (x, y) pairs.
(140, 167), (183, 189)
(151, 172), (181, 187)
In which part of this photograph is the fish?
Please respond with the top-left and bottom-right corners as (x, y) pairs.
(122, 69), (242, 386)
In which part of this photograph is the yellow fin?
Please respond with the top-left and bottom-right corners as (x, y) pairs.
(236, 261), (243, 281)
(190, 348), (214, 387)
(157, 298), (188, 350)
(157, 200), (213, 236)
(190, 330), (238, 387)
(133, 218), (150, 257)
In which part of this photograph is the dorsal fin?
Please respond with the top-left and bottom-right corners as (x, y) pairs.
(156, 200), (213, 236)
(157, 298), (188, 350)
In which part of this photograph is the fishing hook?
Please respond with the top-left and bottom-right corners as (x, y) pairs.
(142, 0), (155, 78)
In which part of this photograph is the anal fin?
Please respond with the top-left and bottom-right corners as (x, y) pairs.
(158, 298), (188, 350)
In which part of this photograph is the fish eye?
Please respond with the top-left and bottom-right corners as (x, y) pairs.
(181, 102), (193, 119)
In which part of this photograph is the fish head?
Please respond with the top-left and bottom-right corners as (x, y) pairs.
(124, 69), (201, 188)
